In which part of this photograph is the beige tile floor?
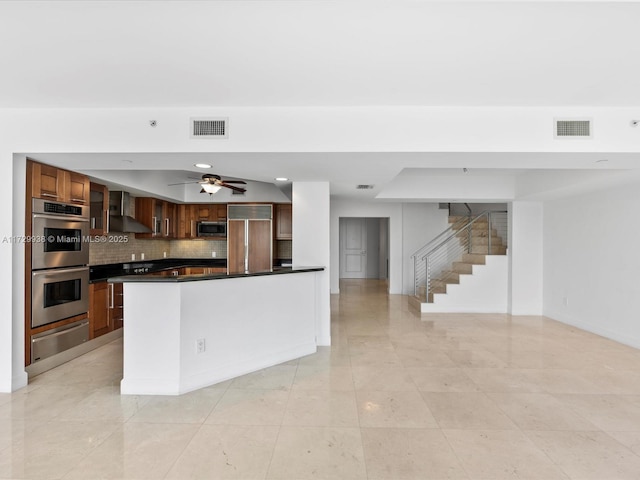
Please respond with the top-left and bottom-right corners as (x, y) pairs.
(2, 278), (640, 479)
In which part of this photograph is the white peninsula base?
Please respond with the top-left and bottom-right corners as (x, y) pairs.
(118, 269), (322, 395)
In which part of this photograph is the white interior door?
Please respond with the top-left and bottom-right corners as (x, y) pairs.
(340, 218), (367, 278)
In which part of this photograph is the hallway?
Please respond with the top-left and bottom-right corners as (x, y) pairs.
(2, 280), (640, 478)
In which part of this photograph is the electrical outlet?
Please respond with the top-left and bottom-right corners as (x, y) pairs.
(131, 253), (135, 261)
(196, 338), (206, 354)
(212, 251), (216, 258)
(163, 251), (167, 258)
(141, 253), (145, 260)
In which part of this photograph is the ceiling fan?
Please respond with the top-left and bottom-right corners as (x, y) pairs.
(168, 174), (247, 194)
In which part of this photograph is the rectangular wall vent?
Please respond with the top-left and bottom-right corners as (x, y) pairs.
(190, 117), (228, 139)
(356, 184), (374, 190)
(554, 119), (592, 138)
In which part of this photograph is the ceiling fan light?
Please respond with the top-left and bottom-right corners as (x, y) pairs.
(201, 183), (222, 194)
(194, 163), (212, 169)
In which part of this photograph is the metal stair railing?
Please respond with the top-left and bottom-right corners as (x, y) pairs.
(411, 215), (471, 296)
(412, 210), (508, 301)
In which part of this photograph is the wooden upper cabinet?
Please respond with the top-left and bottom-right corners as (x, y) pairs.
(195, 204), (212, 221)
(214, 204), (227, 221)
(193, 204), (227, 222)
(135, 197), (177, 239)
(29, 160), (90, 205)
(32, 162), (63, 200)
(90, 182), (108, 235)
(275, 203), (292, 240)
(135, 197), (160, 238)
(177, 204), (195, 239)
(67, 171), (90, 204)
(164, 202), (177, 238)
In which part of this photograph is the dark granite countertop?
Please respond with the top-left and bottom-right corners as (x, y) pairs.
(107, 266), (324, 283)
(90, 258), (228, 282)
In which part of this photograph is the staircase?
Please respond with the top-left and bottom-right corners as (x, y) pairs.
(410, 211), (508, 312)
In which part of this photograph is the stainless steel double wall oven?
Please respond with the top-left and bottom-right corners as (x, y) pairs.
(31, 198), (90, 362)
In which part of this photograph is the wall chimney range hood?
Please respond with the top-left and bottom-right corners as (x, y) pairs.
(108, 191), (152, 233)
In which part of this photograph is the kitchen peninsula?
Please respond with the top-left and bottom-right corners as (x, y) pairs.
(113, 266), (324, 395)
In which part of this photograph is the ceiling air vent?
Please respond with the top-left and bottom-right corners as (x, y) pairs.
(356, 184), (374, 190)
(190, 117), (228, 139)
(554, 119), (592, 138)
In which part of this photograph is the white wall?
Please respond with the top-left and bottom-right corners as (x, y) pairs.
(365, 218), (380, 279)
(293, 182), (331, 346)
(423, 255), (509, 313)
(544, 179), (640, 349)
(331, 199), (404, 294)
(509, 201), (543, 315)
(2, 105), (640, 391)
(330, 200), (449, 295)
(378, 173), (517, 201)
(7, 156), (28, 391)
(379, 217), (389, 280)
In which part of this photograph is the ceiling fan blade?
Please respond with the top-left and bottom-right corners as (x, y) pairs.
(220, 180), (247, 184)
(168, 181), (199, 186)
(221, 183), (246, 193)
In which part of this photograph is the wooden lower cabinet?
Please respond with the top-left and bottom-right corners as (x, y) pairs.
(89, 282), (110, 338)
(183, 266), (226, 275)
(149, 266), (227, 276)
(89, 281), (123, 339)
(110, 283), (124, 330)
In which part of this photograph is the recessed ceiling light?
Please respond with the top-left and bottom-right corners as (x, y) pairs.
(194, 163), (212, 169)
(275, 177), (289, 182)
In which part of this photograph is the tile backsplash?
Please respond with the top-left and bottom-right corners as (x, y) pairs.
(89, 235), (227, 265)
(171, 239), (227, 259)
(275, 240), (292, 259)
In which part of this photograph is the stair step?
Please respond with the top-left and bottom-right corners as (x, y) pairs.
(462, 253), (486, 264)
(470, 245), (507, 255)
(456, 229), (498, 238)
(435, 271), (460, 284)
(452, 224), (493, 234)
(470, 237), (503, 247)
(452, 261), (474, 274)
(430, 279), (449, 289)
(408, 295), (423, 311)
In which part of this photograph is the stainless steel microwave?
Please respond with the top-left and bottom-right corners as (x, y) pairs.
(197, 221), (227, 237)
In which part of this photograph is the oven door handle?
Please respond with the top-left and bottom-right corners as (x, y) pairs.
(33, 213), (90, 222)
(32, 266), (89, 277)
